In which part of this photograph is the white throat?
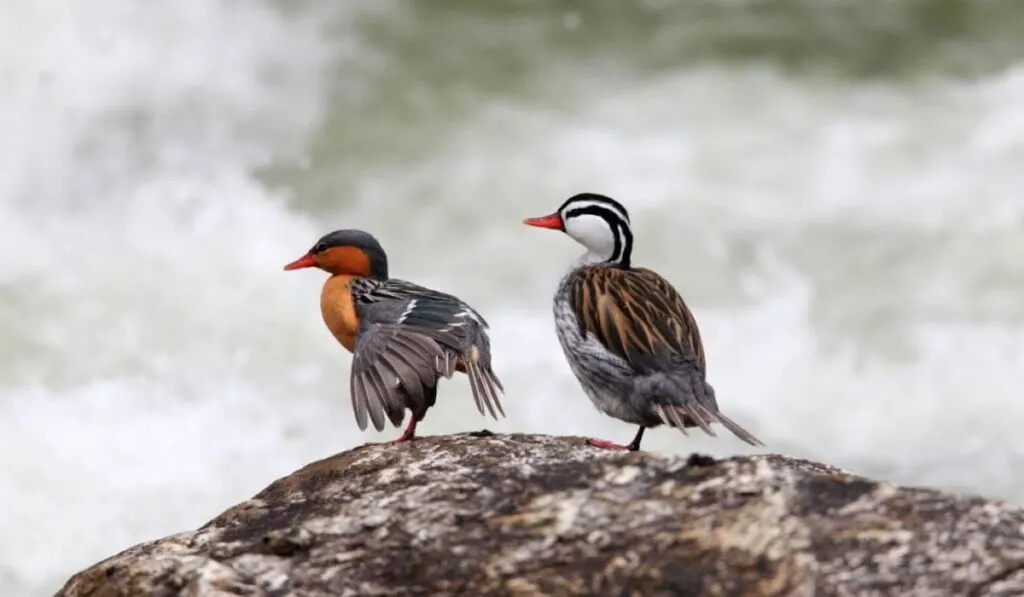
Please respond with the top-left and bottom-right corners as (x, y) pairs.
(563, 213), (617, 264)
(575, 250), (610, 267)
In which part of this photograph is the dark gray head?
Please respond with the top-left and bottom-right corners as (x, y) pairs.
(523, 192), (633, 268)
(283, 229), (389, 279)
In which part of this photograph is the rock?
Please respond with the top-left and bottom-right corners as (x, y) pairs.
(57, 432), (1024, 596)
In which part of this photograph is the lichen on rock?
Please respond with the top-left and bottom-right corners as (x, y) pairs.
(57, 432), (1024, 596)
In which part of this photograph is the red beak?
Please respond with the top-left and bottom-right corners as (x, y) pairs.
(523, 213), (564, 231)
(283, 254), (318, 271)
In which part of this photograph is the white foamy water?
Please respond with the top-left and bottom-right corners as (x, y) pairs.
(3, 2), (1024, 596)
(0, 1), (349, 594)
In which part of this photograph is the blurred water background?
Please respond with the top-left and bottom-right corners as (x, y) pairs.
(3, 1), (1024, 594)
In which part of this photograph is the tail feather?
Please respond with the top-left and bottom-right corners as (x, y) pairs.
(657, 402), (763, 446)
(682, 402), (718, 436)
(655, 404), (687, 435)
(481, 366), (506, 416)
(712, 410), (765, 447)
(464, 358), (505, 420)
(655, 404), (698, 436)
(450, 325), (505, 421)
(464, 360), (489, 418)
(656, 374), (763, 447)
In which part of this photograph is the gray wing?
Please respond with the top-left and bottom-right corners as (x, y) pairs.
(387, 296), (505, 420)
(362, 278), (491, 327)
(349, 321), (450, 432)
(349, 296), (505, 431)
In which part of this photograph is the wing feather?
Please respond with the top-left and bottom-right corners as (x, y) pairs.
(362, 365), (390, 431)
(350, 323), (447, 430)
(349, 296), (506, 432)
(570, 266), (705, 373)
(355, 283), (505, 424)
(365, 359), (405, 428)
(349, 372), (371, 431)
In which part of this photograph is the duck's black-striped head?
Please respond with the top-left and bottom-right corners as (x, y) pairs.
(523, 193), (633, 268)
(283, 229), (389, 279)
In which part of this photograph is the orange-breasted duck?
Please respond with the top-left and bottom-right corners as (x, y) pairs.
(523, 193), (763, 451)
(284, 229), (505, 443)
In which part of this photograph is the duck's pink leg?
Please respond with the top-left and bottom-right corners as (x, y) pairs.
(586, 426), (645, 451)
(391, 418), (418, 443)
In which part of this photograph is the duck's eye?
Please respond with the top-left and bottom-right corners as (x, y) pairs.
(311, 242), (327, 254)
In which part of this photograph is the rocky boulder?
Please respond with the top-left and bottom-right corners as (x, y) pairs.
(58, 432), (1024, 596)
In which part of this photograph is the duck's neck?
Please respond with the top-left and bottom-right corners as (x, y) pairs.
(577, 251), (612, 267)
(576, 243), (632, 269)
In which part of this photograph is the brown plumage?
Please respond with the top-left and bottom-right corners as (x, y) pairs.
(570, 267), (705, 374)
(568, 266), (762, 445)
(525, 192), (764, 451)
(321, 274), (361, 352)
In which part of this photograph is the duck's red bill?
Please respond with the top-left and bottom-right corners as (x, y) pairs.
(523, 213), (564, 231)
(283, 254), (318, 271)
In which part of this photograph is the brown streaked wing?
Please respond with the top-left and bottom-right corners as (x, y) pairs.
(569, 266), (706, 373)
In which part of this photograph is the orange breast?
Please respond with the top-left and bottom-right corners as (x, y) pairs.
(320, 275), (360, 354)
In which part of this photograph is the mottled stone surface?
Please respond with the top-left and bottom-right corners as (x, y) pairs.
(58, 432), (1024, 596)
